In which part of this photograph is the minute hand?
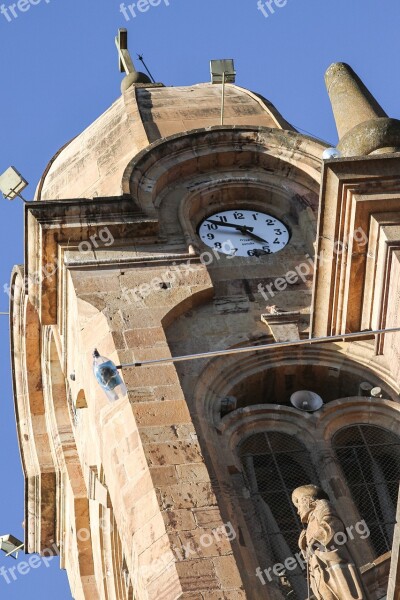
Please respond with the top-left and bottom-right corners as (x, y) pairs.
(206, 220), (269, 244)
(206, 219), (254, 232)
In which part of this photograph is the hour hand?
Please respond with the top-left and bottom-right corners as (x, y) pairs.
(245, 230), (270, 244)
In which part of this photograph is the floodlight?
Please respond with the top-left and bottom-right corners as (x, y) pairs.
(210, 59), (236, 126)
(0, 166), (28, 201)
(0, 534), (24, 559)
(210, 59), (236, 84)
(359, 381), (373, 397)
(221, 396), (237, 415)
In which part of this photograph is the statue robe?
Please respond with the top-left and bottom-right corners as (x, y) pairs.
(299, 500), (367, 600)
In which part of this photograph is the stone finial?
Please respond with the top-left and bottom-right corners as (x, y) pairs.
(325, 62), (400, 156)
(325, 63), (387, 138)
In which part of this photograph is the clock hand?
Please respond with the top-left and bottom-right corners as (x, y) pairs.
(206, 219), (254, 232)
(245, 230), (270, 244)
(206, 220), (269, 244)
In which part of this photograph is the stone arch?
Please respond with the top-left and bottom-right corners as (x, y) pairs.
(122, 126), (325, 219)
(319, 397), (400, 441)
(189, 345), (398, 430)
(161, 287), (214, 329)
(239, 430), (318, 600)
(183, 344), (400, 581)
(332, 423), (400, 556)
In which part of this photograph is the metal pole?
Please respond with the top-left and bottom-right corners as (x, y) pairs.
(115, 325), (400, 369)
(5, 543), (24, 558)
(137, 54), (156, 83)
(2, 185), (29, 202)
(221, 71), (226, 125)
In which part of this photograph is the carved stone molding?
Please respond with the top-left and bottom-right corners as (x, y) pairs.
(312, 154), (400, 350)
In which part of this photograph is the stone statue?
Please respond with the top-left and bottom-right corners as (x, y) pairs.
(292, 485), (367, 600)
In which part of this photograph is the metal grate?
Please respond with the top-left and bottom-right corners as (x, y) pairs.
(333, 424), (400, 557)
(240, 432), (319, 599)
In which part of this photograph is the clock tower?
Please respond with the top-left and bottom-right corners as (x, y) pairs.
(9, 38), (400, 600)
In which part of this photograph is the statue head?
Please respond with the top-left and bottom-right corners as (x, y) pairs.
(292, 485), (329, 523)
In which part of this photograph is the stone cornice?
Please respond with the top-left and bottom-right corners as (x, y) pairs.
(24, 196), (158, 325)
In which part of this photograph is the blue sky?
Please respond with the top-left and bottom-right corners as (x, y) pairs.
(0, 0), (399, 597)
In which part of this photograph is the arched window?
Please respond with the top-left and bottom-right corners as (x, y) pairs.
(239, 432), (319, 599)
(333, 424), (400, 557)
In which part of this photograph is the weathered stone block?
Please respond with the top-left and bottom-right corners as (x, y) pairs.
(145, 441), (204, 467)
(158, 482), (217, 510)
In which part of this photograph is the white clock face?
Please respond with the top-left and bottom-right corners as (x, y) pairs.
(198, 209), (290, 257)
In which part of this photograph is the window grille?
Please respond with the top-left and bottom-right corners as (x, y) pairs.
(239, 432), (319, 600)
(333, 424), (400, 557)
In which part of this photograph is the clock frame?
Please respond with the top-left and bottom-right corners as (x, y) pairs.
(197, 208), (290, 257)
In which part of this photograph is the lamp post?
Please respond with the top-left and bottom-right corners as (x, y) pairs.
(210, 59), (236, 125)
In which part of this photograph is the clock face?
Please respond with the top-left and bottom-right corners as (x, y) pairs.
(198, 209), (290, 257)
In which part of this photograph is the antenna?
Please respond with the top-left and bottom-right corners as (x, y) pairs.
(290, 391), (323, 413)
(137, 54), (156, 84)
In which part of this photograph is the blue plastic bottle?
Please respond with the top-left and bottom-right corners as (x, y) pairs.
(92, 349), (127, 402)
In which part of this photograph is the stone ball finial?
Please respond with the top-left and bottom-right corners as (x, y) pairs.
(121, 71), (152, 92)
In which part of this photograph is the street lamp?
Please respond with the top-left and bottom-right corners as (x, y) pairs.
(0, 166), (29, 202)
(0, 534), (24, 559)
